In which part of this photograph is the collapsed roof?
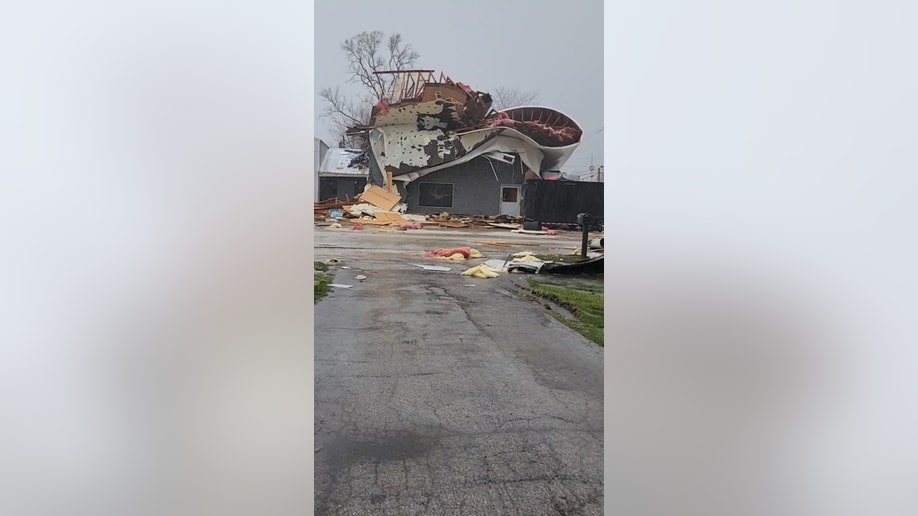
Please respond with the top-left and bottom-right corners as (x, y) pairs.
(347, 71), (583, 184)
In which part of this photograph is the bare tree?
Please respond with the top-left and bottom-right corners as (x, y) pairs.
(319, 31), (419, 146)
(490, 87), (542, 110)
(319, 31), (542, 146)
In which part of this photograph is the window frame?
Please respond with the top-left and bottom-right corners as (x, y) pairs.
(417, 182), (455, 208)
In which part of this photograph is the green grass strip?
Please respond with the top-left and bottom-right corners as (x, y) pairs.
(527, 278), (604, 346)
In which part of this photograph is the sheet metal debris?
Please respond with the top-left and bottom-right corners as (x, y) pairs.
(483, 259), (509, 272)
(347, 70), (583, 186)
(411, 263), (452, 272)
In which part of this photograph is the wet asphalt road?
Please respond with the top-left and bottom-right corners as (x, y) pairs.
(314, 227), (603, 515)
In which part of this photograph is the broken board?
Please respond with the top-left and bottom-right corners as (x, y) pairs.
(474, 241), (541, 247)
(374, 212), (407, 224)
(356, 211), (406, 225)
(358, 185), (402, 211)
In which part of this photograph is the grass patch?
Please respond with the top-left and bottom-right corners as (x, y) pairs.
(314, 262), (333, 303)
(527, 278), (603, 346)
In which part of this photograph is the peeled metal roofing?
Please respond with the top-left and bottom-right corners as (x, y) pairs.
(318, 148), (369, 177)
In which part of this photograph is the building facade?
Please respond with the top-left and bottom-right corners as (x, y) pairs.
(402, 156), (526, 216)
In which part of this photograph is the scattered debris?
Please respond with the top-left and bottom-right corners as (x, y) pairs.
(511, 229), (549, 235)
(435, 220), (469, 228)
(506, 261), (546, 274)
(474, 241), (541, 247)
(329, 284), (354, 289)
(507, 254), (604, 275)
(330, 209), (344, 218)
(355, 274), (367, 281)
(346, 202), (384, 216)
(397, 222), (423, 230)
(351, 223), (363, 230)
(325, 258), (339, 264)
(512, 254), (542, 263)
(411, 263), (452, 272)
(402, 214), (428, 222)
(370, 212), (407, 225)
(488, 223), (522, 230)
(327, 223), (342, 229)
(483, 259), (509, 272)
(424, 247), (482, 259)
(461, 264), (501, 278)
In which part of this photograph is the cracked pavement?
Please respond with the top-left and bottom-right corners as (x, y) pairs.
(315, 227), (603, 515)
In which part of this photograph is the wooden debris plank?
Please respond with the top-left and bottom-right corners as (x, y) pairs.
(473, 241), (541, 247)
(372, 212), (407, 224)
(354, 219), (392, 225)
(358, 184), (401, 211)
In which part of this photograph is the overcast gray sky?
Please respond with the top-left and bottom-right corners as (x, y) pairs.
(314, 0), (604, 176)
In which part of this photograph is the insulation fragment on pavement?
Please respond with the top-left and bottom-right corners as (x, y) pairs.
(460, 264), (501, 278)
(425, 247), (482, 259)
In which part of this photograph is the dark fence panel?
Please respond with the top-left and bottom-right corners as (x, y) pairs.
(521, 180), (604, 225)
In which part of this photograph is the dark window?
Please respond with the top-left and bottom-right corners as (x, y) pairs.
(418, 183), (453, 208)
(501, 187), (519, 202)
(319, 178), (338, 200)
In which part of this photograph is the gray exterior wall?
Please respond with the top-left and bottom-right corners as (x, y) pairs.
(405, 156), (524, 216)
(319, 176), (368, 202)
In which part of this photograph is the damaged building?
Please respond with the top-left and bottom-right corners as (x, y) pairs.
(317, 147), (370, 202)
(345, 70), (585, 217)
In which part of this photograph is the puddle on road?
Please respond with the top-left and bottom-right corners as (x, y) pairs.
(323, 430), (439, 465)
